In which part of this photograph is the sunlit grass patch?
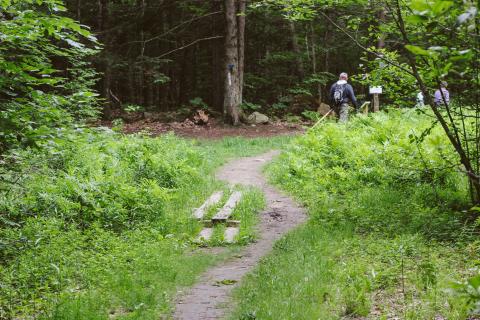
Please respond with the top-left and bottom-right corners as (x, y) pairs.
(231, 223), (470, 319)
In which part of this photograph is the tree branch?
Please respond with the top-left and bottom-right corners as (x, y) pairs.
(156, 36), (224, 59)
(144, 11), (223, 45)
(317, 10), (415, 77)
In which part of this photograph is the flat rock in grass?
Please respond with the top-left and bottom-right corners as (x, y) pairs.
(196, 228), (213, 242)
(212, 191), (242, 223)
(224, 227), (239, 243)
(193, 191), (224, 219)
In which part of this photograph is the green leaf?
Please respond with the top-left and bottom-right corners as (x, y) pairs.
(405, 45), (430, 56)
(410, 0), (429, 13)
(431, 1), (453, 15)
(406, 14), (428, 24)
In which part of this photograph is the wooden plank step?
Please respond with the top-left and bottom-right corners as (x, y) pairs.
(193, 191), (223, 220)
(224, 227), (239, 243)
(212, 191), (242, 223)
(196, 228), (213, 242)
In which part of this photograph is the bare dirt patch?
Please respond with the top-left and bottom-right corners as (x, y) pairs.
(115, 119), (305, 139)
(172, 151), (307, 320)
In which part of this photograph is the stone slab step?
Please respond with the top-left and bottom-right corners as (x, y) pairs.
(196, 228), (213, 242)
(224, 227), (239, 243)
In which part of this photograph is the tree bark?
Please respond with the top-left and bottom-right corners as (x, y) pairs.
(138, 0), (146, 107)
(76, 0), (81, 22)
(211, 1), (224, 113)
(223, 0), (241, 125)
(377, 6), (387, 49)
(289, 20), (305, 80)
(310, 22), (322, 103)
(323, 10), (331, 73)
(98, 0), (112, 117)
(237, 0), (246, 104)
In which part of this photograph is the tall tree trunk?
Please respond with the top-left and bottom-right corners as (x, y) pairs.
(179, 47), (189, 105)
(211, 2), (224, 113)
(104, 61), (112, 114)
(146, 65), (154, 108)
(160, 4), (170, 111)
(289, 20), (305, 80)
(310, 22), (322, 103)
(128, 59), (135, 104)
(97, 0), (103, 31)
(192, 44), (198, 96)
(237, 0), (246, 104)
(377, 6), (387, 49)
(138, 0), (146, 107)
(323, 10), (331, 73)
(76, 0), (81, 22)
(98, 0), (112, 117)
(223, 0), (241, 125)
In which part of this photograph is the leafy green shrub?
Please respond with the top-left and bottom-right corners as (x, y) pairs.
(189, 97), (209, 110)
(1, 131), (203, 235)
(241, 101), (262, 113)
(354, 50), (417, 108)
(270, 109), (469, 239)
(0, 0), (99, 155)
(0, 132), (285, 318)
(301, 110), (320, 122)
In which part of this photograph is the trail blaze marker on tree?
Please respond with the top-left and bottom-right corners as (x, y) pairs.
(228, 64), (234, 87)
(369, 86), (383, 112)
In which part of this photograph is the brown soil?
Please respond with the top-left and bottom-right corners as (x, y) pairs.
(118, 119), (305, 139)
(172, 151), (307, 319)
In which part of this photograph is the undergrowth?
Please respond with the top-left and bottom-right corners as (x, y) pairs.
(0, 129), (290, 319)
(231, 109), (479, 319)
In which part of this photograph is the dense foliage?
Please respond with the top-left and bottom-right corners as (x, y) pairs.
(0, 131), (284, 318)
(0, 0), (99, 154)
(0, 131), (202, 317)
(273, 109), (470, 237)
(232, 110), (479, 319)
(264, 0), (480, 203)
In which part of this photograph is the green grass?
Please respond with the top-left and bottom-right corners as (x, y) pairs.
(231, 223), (471, 319)
(232, 187), (265, 244)
(230, 109), (477, 319)
(46, 238), (227, 320)
(0, 131), (293, 319)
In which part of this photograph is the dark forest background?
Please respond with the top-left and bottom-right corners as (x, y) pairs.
(64, 0), (374, 118)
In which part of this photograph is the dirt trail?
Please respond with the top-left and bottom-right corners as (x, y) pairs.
(172, 151), (307, 320)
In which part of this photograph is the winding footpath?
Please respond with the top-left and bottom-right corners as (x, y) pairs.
(173, 151), (307, 320)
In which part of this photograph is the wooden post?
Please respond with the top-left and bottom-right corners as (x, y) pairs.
(373, 93), (380, 112)
(369, 86), (383, 113)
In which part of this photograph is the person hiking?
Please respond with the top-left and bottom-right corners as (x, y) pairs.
(330, 72), (358, 123)
(434, 81), (450, 107)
